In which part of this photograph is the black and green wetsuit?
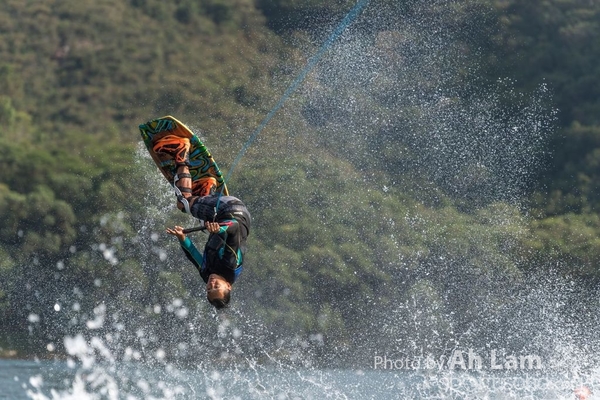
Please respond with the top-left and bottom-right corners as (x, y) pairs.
(179, 195), (251, 284)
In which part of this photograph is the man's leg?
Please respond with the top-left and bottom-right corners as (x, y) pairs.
(173, 164), (199, 213)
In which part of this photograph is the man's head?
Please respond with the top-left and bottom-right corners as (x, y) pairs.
(206, 274), (232, 309)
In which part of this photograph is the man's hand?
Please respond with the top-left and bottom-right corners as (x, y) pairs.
(166, 225), (186, 241)
(205, 221), (221, 234)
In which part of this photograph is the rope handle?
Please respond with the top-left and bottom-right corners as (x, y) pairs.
(182, 226), (206, 234)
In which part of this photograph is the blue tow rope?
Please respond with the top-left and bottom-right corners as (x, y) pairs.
(215, 0), (370, 212)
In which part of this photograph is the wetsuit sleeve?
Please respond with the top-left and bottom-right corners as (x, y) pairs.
(179, 237), (209, 283)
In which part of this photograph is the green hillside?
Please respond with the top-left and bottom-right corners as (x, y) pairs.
(0, 0), (599, 366)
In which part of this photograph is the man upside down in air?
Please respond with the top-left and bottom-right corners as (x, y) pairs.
(155, 135), (251, 309)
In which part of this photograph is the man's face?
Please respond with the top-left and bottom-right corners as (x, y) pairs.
(206, 274), (231, 301)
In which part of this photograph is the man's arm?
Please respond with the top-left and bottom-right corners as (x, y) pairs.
(166, 225), (206, 280)
(179, 236), (204, 271)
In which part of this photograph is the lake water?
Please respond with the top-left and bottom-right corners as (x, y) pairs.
(1, 358), (595, 399)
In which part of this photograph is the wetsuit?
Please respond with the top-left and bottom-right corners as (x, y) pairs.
(178, 195), (251, 284)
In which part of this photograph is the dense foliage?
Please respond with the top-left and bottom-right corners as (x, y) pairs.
(0, 0), (598, 367)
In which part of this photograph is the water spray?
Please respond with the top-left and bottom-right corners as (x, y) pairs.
(214, 0), (370, 211)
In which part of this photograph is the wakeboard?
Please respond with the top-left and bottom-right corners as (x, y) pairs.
(139, 115), (228, 197)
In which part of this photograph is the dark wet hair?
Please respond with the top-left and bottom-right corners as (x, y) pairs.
(207, 289), (230, 309)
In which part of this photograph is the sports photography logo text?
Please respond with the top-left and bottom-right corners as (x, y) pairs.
(373, 349), (542, 371)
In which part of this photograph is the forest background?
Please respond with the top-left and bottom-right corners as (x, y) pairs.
(0, 0), (599, 369)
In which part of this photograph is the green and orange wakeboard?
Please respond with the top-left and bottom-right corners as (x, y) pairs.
(139, 115), (228, 197)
